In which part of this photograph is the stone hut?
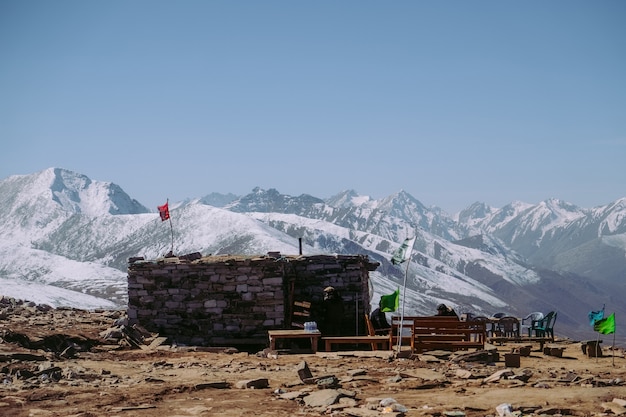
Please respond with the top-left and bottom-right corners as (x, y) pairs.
(127, 252), (380, 347)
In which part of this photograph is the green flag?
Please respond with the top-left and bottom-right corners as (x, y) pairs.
(594, 312), (615, 335)
(379, 289), (399, 312)
(391, 237), (416, 265)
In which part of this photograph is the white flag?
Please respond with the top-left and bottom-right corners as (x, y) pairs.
(391, 237), (416, 265)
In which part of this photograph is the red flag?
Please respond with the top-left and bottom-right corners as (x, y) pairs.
(158, 201), (170, 221)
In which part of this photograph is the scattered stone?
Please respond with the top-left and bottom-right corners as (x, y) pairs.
(614, 398), (626, 407)
(455, 369), (473, 379)
(450, 349), (498, 363)
(235, 378), (269, 389)
(339, 408), (382, 417)
(387, 374), (403, 383)
(256, 348), (279, 359)
(407, 378), (447, 390)
(316, 375), (340, 388)
(602, 401), (626, 415)
(379, 397), (408, 413)
(337, 396), (358, 407)
(279, 390), (308, 400)
(495, 403), (512, 417)
(511, 369), (533, 382)
(484, 369), (514, 383)
(296, 360), (313, 382)
(537, 406), (572, 415)
(302, 388), (342, 407)
(346, 369), (367, 377)
(193, 381), (231, 390)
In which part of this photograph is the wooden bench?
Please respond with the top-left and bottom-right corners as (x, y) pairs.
(321, 314), (392, 352)
(322, 335), (390, 352)
(390, 316), (486, 353)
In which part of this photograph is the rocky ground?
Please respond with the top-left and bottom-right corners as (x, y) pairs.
(1, 296), (625, 417)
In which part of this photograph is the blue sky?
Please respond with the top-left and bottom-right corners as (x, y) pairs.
(1, 1), (624, 213)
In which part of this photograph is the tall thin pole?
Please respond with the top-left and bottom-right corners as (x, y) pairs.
(168, 215), (174, 255)
(165, 198), (174, 255)
(612, 333), (615, 367)
(396, 234), (415, 353)
(612, 317), (616, 367)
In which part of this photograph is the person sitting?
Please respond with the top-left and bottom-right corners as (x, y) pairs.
(369, 300), (391, 334)
(320, 286), (344, 336)
(436, 303), (459, 318)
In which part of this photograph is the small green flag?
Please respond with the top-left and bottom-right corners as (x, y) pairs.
(391, 237), (416, 265)
(594, 312), (615, 335)
(380, 289), (399, 312)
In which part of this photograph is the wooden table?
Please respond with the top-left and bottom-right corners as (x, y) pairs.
(268, 330), (321, 353)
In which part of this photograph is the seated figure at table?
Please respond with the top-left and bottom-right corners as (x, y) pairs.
(320, 286), (344, 336)
(436, 303), (459, 318)
(369, 299), (391, 334)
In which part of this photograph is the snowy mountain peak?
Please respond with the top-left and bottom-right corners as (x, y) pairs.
(0, 168), (150, 244)
(326, 190), (372, 208)
(456, 202), (494, 222)
(225, 187), (325, 213)
(44, 168), (149, 216)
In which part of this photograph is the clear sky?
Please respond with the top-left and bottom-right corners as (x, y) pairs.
(1, 1), (624, 213)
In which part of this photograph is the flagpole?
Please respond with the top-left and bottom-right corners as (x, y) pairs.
(167, 198), (174, 255)
(612, 317), (616, 367)
(396, 251), (411, 353)
(396, 233), (416, 353)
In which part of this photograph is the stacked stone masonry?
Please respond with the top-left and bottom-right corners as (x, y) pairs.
(127, 253), (379, 347)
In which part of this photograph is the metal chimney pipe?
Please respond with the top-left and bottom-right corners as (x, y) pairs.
(299, 237), (303, 255)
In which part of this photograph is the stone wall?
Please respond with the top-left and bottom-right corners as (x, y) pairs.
(127, 253), (379, 347)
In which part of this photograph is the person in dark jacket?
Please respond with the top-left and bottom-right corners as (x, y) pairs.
(436, 303), (459, 318)
(320, 286), (344, 335)
(369, 300), (391, 334)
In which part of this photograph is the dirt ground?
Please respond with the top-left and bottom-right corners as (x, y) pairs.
(1, 302), (625, 417)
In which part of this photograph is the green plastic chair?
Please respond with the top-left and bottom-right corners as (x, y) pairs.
(532, 311), (557, 339)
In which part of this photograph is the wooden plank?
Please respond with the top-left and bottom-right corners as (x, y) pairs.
(322, 336), (390, 352)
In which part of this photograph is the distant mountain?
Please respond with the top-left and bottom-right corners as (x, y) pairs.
(1, 168), (625, 344)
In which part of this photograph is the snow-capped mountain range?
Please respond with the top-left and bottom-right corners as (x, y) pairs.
(1, 168), (625, 343)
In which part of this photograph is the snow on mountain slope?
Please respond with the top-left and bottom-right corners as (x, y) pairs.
(0, 278), (118, 310)
(33, 213), (158, 266)
(0, 243), (124, 308)
(246, 211), (520, 312)
(594, 198), (626, 234)
(144, 201), (308, 259)
(0, 168), (149, 244)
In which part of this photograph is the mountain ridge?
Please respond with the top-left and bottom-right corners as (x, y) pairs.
(1, 167), (624, 343)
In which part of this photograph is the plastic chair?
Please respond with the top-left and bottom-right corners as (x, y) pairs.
(544, 312), (557, 339)
(521, 312), (544, 336)
(532, 311), (557, 339)
(470, 316), (493, 337)
(494, 316), (520, 337)
(469, 316), (493, 337)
